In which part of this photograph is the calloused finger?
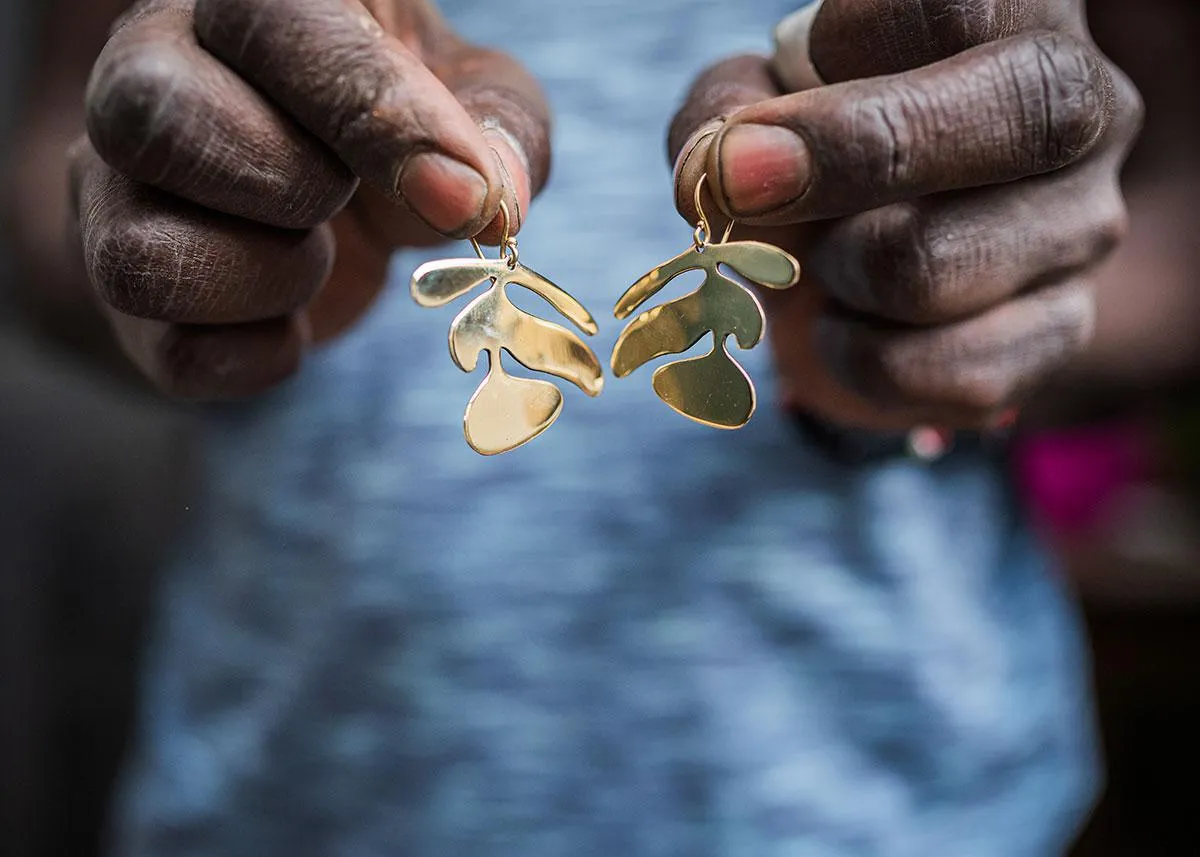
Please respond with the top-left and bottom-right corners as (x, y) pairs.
(72, 138), (335, 325)
(109, 312), (308, 400)
(88, 0), (356, 230)
(194, 0), (545, 240)
(807, 166), (1126, 325)
(814, 278), (1096, 418)
(709, 32), (1112, 223)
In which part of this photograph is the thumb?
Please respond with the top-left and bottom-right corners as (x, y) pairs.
(377, 0), (552, 228)
(194, 0), (550, 245)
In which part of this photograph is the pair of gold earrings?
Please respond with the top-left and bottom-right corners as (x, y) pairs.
(411, 176), (802, 455)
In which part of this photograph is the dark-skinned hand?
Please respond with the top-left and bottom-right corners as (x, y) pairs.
(672, 0), (1143, 431)
(72, 0), (549, 399)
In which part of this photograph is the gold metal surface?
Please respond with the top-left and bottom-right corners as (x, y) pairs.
(610, 176), (801, 429)
(411, 203), (603, 455)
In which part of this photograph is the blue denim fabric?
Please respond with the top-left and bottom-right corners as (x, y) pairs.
(115, 2), (1099, 854)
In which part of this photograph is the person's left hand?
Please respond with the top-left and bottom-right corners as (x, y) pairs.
(671, 0), (1143, 431)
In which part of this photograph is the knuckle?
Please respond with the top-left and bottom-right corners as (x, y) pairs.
(86, 38), (188, 168)
(87, 210), (177, 320)
(938, 287), (1094, 410)
(1089, 192), (1129, 260)
(872, 325), (1042, 414)
(152, 323), (301, 401)
(153, 327), (234, 400)
(881, 337), (1011, 412)
(150, 326), (216, 400)
(89, 11), (355, 231)
(851, 95), (915, 188)
(873, 338), (948, 407)
(1012, 31), (1108, 171)
(867, 205), (953, 324)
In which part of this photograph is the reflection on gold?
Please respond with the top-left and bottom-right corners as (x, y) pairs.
(412, 255), (603, 456)
(611, 240), (801, 429)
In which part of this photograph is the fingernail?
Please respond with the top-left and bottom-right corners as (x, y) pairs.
(716, 124), (811, 217)
(483, 127), (530, 233)
(673, 122), (721, 216)
(674, 121), (721, 182)
(399, 152), (488, 236)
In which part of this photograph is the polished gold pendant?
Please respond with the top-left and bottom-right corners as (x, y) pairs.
(611, 176), (801, 429)
(411, 203), (604, 456)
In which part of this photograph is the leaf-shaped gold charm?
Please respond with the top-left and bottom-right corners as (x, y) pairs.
(462, 363), (563, 456)
(653, 340), (756, 429)
(411, 256), (603, 455)
(412, 259), (508, 307)
(613, 247), (701, 321)
(449, 285), (603, 396)
(708, 241), (801, 290)
(611, 239), (800, 430)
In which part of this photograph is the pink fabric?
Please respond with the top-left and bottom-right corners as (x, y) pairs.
(1013, 420), (1154, 538)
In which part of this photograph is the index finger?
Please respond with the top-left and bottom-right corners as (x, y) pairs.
(193, 0), (512, 239)
(791, 0), (1082, 84)
(706, 32), (1111, 224)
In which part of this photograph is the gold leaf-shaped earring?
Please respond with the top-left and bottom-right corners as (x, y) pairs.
(611, 175), (801, 429)
(411, 202), (604, 456)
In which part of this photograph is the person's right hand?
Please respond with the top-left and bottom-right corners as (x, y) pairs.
(669, 0), (1140, 433)
(72, 0), (550, 399)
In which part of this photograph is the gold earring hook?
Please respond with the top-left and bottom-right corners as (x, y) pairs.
(693, 173), (712, 249)
(693, 174), (736, 250)
(470, 199), (519, 268)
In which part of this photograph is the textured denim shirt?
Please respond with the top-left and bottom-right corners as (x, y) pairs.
(115, 2), (1099, 855)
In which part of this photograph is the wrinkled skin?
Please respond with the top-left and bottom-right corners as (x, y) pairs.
(68, 0), (551, 398)
(672, 0), (1144, 430)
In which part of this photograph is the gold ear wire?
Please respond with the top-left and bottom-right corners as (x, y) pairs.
(470, 200), (519, 268)
(691, 174), (737, 250)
